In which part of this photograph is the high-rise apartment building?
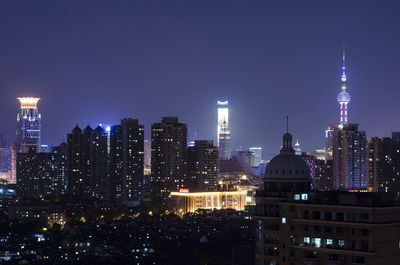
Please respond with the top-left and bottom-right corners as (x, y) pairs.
(66, 125), (108, 201)
(67, 125), (91, 199)
(151, 117), (187, 204)
(109, 118), (144, 205)
(331, 123), (367, 190)
(17, 144), (67, 200)
(217, 101), (231, 160)
(187, 140), (219, 191)
(16, 97), (41, 153)
(367, 136), (400, 193)
(90, 125), (109, 200)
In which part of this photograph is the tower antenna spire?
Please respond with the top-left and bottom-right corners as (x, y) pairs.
(341, 45), (347, 91)
(337, 45), (351, 124)
(286, 115), (288, 133)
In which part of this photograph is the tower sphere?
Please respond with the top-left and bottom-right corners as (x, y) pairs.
(337, 91), (351, 103)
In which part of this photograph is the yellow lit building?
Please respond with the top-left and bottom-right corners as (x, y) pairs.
(170, 189), (247, 214)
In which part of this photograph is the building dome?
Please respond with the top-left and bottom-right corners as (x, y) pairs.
(264, 153), (310, 180)
(264, 131), (311, 180)
(337, 91), (350, 103)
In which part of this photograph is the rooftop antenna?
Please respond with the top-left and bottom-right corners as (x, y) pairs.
(286, 115), (289, 133)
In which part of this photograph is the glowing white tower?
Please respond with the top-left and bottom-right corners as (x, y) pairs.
(337, 48), (351, 124)
(16, 97), (41, 153)
(217, 100), (231, 160)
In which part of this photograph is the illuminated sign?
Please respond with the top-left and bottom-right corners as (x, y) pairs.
(179, 188), (189, 193)
(217, 100), (228, 106)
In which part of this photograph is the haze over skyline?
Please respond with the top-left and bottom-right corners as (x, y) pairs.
(1, 1), (400, 158)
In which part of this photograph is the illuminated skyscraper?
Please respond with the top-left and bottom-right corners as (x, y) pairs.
(217, 100), (231, 160)
(16, 97), (41, 153)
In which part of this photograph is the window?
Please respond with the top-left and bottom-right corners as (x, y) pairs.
(282, 217), (286, 224)
(338, 239), (345, 248)
(313, 238), (321, 248)
(301, 193), (308, 200)
(326, 239), (333, 246)
(304, 237), (310, 245)
(294, 194), (300, 200)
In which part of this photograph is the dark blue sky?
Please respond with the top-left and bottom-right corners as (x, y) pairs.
(1, 1), (400, 159)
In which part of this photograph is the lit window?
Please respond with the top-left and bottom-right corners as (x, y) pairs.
(301, 194), (308, 200)
(338, 239), (345, 247)
(282, 217), (286, 224)
(314, 238), (321, 248)
(294, 194), (300, 200)
(326, 239), (333, 246)
(304, 237), (310, 245)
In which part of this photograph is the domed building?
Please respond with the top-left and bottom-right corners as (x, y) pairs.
(262, 131), (312, 196)
(255, 129), (313, 265)
(255, 130), (400, 265)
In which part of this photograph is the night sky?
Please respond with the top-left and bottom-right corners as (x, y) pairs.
(1, 1), (400, 159)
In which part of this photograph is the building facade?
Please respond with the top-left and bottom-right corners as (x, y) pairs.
(66, 125), (108, 201)
(171, 189), (247, 215)
(17, 144), (67, 200)
(151, 117), (187, 204)
(187, 140), (219, 191)
(331, 123), (367, 190)
(367, 136), (400, 193)
(109, 118), (144, 205)
(314, 159), (333, 191)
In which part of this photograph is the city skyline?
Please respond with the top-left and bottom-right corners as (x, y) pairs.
(2, 2), (400, 265)
(1, 1), (400, 158)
